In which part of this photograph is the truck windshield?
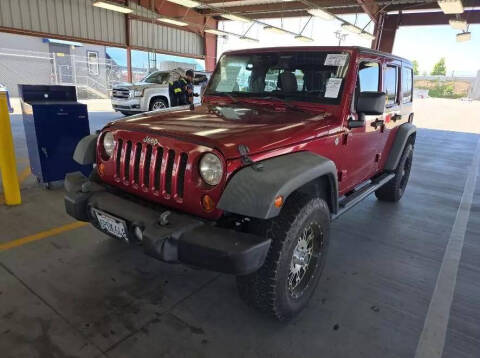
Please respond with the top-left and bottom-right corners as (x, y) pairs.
(142, 72), (170, 84)
(206, 51), (350, 105)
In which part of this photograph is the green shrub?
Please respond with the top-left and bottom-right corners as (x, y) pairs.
(428, 83), (464, 99)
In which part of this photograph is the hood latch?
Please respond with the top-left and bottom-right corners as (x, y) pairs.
(238, 144), (263, 171)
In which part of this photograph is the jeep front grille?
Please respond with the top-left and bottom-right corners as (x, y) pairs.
(114, 138), (188, 201)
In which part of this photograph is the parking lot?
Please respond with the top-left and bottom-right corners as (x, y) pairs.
(1, 98), (479, 358)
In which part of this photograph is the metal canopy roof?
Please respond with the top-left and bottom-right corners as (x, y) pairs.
(196, 0), (479, 20)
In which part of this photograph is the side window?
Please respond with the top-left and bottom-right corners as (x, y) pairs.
(384, 66), (399, 107)
(402, 67), (413, 103)
(358, 62), (380, 92)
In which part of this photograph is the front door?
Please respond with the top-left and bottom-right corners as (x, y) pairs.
(340, 60), (385, 193)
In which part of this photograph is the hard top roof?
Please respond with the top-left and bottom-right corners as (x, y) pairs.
(221, 46), (412, 66)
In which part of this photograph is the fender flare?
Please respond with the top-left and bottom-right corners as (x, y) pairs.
(384, 123), (416, 171)
(217, 152), (338, 219)
(73, 134), (98, 165)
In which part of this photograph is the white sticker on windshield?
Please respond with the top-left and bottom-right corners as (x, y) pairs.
(325, 78), (343, 98)
(324, 54), (348, 67)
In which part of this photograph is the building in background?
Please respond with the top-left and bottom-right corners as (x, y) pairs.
(0, 32), (205, 99)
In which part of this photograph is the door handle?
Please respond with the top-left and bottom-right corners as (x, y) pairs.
(371, 118), (384, 129)
(391, 114), (402, 122)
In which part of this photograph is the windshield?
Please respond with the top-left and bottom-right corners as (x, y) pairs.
(206, 51), (351, 105)
(142, 71), (170, 84)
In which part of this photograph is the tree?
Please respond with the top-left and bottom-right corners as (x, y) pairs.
(431, 58), (447, 76)
(412, 60), (419, 75)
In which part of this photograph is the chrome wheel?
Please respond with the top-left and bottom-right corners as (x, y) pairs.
(151, 100), (166, 111)
(288, 222), (323, 299)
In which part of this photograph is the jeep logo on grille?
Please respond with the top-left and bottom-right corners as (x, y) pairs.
(143, 136), (159, 146)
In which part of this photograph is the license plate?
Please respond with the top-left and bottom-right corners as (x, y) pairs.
(93, 209), (129, 241)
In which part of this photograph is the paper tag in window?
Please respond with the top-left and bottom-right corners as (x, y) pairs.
(325, 78), (343, 98)
(216, 66), (241, 92)
(324, 54), (348, 67)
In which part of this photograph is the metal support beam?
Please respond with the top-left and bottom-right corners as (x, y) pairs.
(125, 1), (133, 83)
(356, 0), (379, 22)
(388, 10), (480, 26)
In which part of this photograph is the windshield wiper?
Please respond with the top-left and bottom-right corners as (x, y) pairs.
(251, 95), (307, 112)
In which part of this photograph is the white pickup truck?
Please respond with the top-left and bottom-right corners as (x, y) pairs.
(111, 70), (210, 116)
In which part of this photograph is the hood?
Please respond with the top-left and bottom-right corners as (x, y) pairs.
(106, 102), (342, 159)
(113, 82), (167, 90)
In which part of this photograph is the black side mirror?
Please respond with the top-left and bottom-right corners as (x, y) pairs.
(348, 117), (365, 128)
(356, 91), (386, 115)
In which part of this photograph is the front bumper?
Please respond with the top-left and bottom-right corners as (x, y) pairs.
(111, 98), (144, 112)
(64, 172), (270, 275)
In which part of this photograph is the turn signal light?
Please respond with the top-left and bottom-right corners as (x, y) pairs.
(274, 195), (284, 208)
(98, 163), (105, 176)
(201, 194), (216, 212)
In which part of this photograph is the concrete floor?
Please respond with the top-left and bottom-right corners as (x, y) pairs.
(1, 108), (479, 357)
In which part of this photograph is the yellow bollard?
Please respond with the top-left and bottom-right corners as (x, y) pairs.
(0, 92), (21, 205)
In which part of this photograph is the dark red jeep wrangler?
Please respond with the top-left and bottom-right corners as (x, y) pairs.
(65, 46), (415, 320)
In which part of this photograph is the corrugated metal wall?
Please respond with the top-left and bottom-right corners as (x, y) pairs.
(0, 0), (126, 45)
(0, 0), (205, 57)
(130, 19), (204, 58)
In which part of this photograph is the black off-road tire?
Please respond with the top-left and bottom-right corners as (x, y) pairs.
(375, 143), (413, 202)
(236, 193), (330, 321)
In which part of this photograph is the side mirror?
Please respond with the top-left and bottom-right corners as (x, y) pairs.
(348, 118), (365, 128)
(356, 91), (386, 115)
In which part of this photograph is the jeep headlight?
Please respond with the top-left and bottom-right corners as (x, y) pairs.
(102, 132), (115, 159)
(133, 89), (144, 97)
(199, 153), (223, 186)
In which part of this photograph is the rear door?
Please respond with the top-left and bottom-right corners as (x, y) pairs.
(376, 61), (412, 172)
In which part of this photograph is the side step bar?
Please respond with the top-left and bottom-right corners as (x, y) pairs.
(332, 173), (395, 221)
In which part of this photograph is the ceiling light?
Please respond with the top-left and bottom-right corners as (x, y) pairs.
(449, 18), (467, 30)
(341, 23), (362, 34)
(307, 9), (334, 20)
(360, 32), (375, 41)
(456, 31), (471, 42)
(294, 34), (314, 42)
(222, 14), (252, 23)
(239, 36), (259, 43)
(166, 0), (200, 7)
(157, 18), (188, 26)
(93, 1), (133, 13)
(263, 25), (290, 35)
(205, 29), (229, 36)
(437, 0), (464, 14)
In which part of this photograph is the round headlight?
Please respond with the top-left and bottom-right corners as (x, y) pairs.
(103, 132), (115, 158)
(199, 153), (223, 186)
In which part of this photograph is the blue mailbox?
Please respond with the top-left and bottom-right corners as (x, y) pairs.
(19, 85), (92, 186)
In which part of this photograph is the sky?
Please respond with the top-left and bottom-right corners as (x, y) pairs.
(217, 14), (480, 77)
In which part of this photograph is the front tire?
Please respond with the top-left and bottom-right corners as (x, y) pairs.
(149, 98), (168, 111)
(375, 143), (413, 202)
(236, 194), (330, 321)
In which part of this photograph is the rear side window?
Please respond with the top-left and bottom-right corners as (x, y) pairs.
(384, 66), (399, 107)
(358, 62), (379, 92)
(402, 67), (413, 103)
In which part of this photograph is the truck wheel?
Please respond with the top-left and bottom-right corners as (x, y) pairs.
(149, 98), (168, 111)
(236, 194), (330, 321)
(375, 143), (413, 202)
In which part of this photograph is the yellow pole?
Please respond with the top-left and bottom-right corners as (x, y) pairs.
(0, 92), (21, 205)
